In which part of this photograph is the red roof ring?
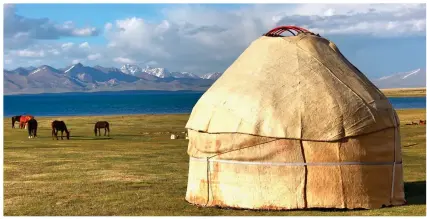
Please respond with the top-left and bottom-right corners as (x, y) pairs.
(263, 25), (313, 37)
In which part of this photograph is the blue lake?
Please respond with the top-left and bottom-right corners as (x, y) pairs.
(3, 90), (426, 117)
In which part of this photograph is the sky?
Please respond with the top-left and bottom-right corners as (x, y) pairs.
(3, 3), (426, 78)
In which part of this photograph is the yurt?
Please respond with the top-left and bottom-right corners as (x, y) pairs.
(184, 26), (406, 210)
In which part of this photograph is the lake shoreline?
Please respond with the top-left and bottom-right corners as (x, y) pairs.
(380, 87), (426, 97)
(4, 91), (425, 117)
(4, 107), (427, 118)
(4, 87), (426, 97)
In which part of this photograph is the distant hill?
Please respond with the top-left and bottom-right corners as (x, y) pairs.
(372, 68), (426, 89)
(4, 63), (223, 95)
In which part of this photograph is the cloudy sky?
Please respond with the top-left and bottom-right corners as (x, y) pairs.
(3, 3), (426, 78)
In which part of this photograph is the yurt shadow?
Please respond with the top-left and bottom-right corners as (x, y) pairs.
(186, 181), (426, 212)
(68, 136), (112, 140)
(9, 145), (79, 149)
(404, 181), (426, 205)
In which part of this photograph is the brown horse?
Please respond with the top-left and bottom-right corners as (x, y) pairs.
(51, 120), (70, 140)
(94, 121), (110, 136)
(19, 115), (34, 129)
(12, 115), (21, 128)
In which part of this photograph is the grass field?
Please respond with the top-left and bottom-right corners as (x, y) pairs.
(3, 109), (426, 216)
(380, 88), (426, 97)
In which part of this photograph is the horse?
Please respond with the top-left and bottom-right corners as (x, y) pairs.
(94, 121), (110, 137)
(420, 120), (426, 125)
(51, 120), (70, 140)
(27, 118), (38, 138)
(405, 121), (420, 125)
(19, 115), (34, 129)
(11, 115), (21, 128)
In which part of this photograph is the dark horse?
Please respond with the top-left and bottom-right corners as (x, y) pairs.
(12, 115), (21, 128)
(27, 118), (38, 138)
(94, 121), (110, 136)
(51, 120), (70, 140)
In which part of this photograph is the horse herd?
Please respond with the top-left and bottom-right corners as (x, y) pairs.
(11, 115), (111, 140)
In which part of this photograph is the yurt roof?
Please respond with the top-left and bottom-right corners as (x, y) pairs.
(186, 26), (397, 141)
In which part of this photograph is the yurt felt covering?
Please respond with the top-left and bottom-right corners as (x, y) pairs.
(184, 30), (405, 210)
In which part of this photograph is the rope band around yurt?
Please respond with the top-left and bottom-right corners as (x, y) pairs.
(204, 157), (210, 207)
(191, 157), (402, 166)
(391, 111), (399, 202)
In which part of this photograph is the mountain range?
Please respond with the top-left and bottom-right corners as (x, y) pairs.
(3, 64), (425, 95)
(4, 63), (222, 95)
(371, 68), (426, 89)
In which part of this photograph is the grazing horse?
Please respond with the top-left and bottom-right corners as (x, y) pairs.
(11, 115), (21, 128)
(405, 121), (420, 125)
(94, 121), (110, 136)
(19, 115), (34, 129)
(51, 120), (70, 140)
(27, 118), (38, 138)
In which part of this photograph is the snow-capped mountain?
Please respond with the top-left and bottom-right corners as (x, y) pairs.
(120, 64), (142, 76)
(93, 65), (122, 73)
(201, 72), (223, 80)
(372, 68), (426, 88)
(4, 63), (216, 95)
(119, 64), (159, 80)
(22, 65), (84, 91)
(63, 63), (140, 83)
(170, 71), (200, 79)
(142, 66), (172, 78)
(120, 64), (221, 80)
(63, 63), (106, 83)
(120, 64), (202, 79)
(29, 65), (62, 76)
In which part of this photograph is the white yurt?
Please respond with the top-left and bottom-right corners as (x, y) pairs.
(184, 26), (406, 210)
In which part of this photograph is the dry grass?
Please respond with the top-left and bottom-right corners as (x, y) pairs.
(381, 88), (426, 97)
(3, 110), (426, 216)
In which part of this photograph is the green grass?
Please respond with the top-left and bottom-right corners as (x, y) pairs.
(4, 110), (426, 216)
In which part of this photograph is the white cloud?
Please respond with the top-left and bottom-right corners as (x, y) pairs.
(5, 59), (13, 64)
(104, 22), (113, 31)
(49, 49), (60, 55)
(4, 4), (99, 42)
(324, 8), (335, 16)
(79, 42), (91, 49)
(145, 60), (158, 66)
(72, 59), (80, 64)
(61, 42), (74, 50)
(15, 49), (45, 58)
(28, 59), (43, 65)
(113, 57), (135, 64)
(4, 3), (426, 74)
(87, 53), (102, 60)
(100, 3), (425, 73)
(72, 27), (98, 37)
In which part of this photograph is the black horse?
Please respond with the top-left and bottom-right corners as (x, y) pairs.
(12, 115), (21, 128)
(27, 118), (38, 138)
(51, 120), (70, 140)
(94, 121), (110, 136)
